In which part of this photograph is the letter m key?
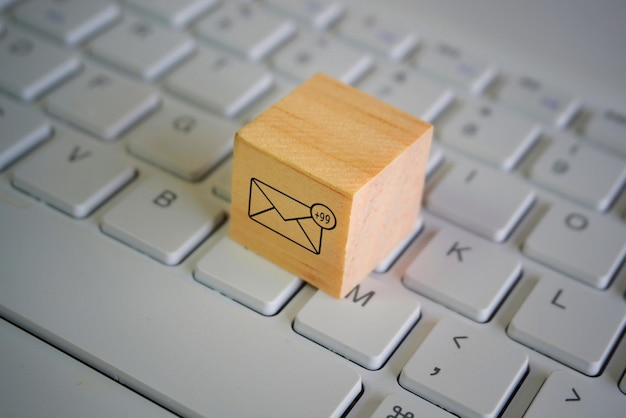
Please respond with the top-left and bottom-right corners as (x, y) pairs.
(345, 284), (375, 307)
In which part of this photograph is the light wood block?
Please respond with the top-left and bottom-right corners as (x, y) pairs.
(230, 73), (433, 298)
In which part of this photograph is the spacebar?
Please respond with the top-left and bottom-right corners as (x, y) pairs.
(0, 196), (361, 418)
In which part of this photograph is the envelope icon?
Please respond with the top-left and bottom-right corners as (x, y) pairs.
(248, 178), (325, 254)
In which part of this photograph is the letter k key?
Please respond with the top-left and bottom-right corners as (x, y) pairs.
(447, 241), (472, 262)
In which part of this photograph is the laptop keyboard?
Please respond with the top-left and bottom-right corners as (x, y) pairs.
(1, 0), (626, 417)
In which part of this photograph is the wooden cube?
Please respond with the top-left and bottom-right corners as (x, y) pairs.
(230, 73), (432, 298)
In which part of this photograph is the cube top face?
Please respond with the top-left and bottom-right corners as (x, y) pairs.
(236, 73), (432, 196)
(230, 73), (433, 298)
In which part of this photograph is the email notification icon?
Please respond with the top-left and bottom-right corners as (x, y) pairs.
(248, 178), (336, 254)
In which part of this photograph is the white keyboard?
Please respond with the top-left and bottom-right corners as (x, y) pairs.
(2, 0), (626, 417)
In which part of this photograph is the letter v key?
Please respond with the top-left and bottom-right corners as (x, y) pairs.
(68, 145), (91, 162)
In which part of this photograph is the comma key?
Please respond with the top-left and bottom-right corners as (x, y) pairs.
(400, 318), (528, 418)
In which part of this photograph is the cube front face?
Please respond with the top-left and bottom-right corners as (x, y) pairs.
(230, 73), (432, 298)
(231, 138), (352, 297)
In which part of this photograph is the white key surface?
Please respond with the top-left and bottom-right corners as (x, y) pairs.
(437, 99), (540, 170)
(45, 65), (159, 140)
(496, 75), (580, 127)
(522, 202), (626, 288)
(404, 227), (521, 322)
(524, 370), (626, 418)
(194, 233), (303, 316)
(581, 107), (626, 156)
(0, 318), (175, 418)
(164, 47), (274, 118)
(414, 42), (496, 94)
(267, 0), (345, 30)
(339, 7), (418, 61)
(0, 95), (50, 170)
(89, 15), (195, 81)
(272, 31), (374, 85)
(13, 0), (120, 46)
(358, 64), (454, 122)
(0, 25), (81, 100)
(127, 98), (236, 181)
(426, 161), (535, 241)
(124, 0), (218, 28)
(209, 157), (233, 202)
(295, 276), (420, 370)
(101, 176), (224, 265)
(370, 393), (455, 418)
(508, 273), (626, 376)
(400, 318), (528, 418)
(12, 126), (135, 218)
(195, 2), (296, 62)
(527, 134), (626, 211)
(0, 197), (361, 417)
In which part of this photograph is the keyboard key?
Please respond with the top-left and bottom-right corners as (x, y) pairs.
(508, 273), (626, 376)
(45, 65), (160, 140)
(426, 161), (535, 242)
(400, 318), (528, 418)
(267, 0), (345, 30)
(437, 99), (540, 170)
(124, 0), (218, 29)
(209, 157), (233, 202)
(294, 275), (420, 370)
(527, 133), (626, 211)
(0, 25), (81, 101)
(339, 7), (418, 61)
(101, 176), (224, 265)
(13, 0), (120, 46)
(404, 227), (521, 322)
(495, 75), (580, 127)
(194, 233), (303, 316)
(12, 126), (135, 218)
(89, 15), (195, 81)
(580, 107), (626, 156)
(0, 201), (362, 417)
(358, 64), (454, 122)
(127, 98), (236, 181)
(238, 80), (296, 123)
(414, 42), (496, 94)
(524, 370), (626, 417)
(0, 318), (175, 418)
(164, 47), (274, 118)
(0, 95), (50, 170)
(272, 31), (374, 85)
(522, 202), (626, 288)
(195, 2), (296, 62)
(371, 393), (455, 418)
